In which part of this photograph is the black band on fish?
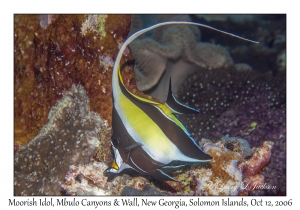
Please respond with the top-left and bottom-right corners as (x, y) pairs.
(117, 76), (211, 161)
(125, 142), (143, 153)
(166, 77), (199, 114)
(107, 20), (258, 183)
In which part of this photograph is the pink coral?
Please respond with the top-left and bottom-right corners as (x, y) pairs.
(240, 141), (274, 177)
(238, 141), (274, 195)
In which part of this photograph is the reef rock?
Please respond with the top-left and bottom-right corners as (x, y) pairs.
(221, 135), (252, 158)
(14, 85), (111, 195)
(14, 14), (131, 148)
(60, 135), (273, 196)
(61, 160), (169, 196)
(192, 140), (244, 195)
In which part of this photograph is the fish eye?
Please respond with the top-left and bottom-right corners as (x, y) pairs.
(112, 139), (119, 146)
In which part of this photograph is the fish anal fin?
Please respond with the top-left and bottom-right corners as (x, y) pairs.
(150, 169), (179, 182)
(166, 77), (199, 114)
(161, 164), (187, 174)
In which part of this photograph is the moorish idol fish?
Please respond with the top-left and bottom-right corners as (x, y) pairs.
(104, 21), (258, 182)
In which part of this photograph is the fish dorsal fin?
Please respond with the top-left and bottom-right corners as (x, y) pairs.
(166, 77), (199, 114)
(112, 21), (258, 106)
(117, 69), (161, 106)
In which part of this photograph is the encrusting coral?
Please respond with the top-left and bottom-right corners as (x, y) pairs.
(61, 161), (169, 196)
(170, 138), (274, 196)
(14, 85), (111, 195)
(238, 141), (274, 195)
(14, 14), (131, 149)
(192, 140), (244, 196)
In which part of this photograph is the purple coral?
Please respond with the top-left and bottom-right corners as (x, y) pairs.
(177, 68), (286, 195)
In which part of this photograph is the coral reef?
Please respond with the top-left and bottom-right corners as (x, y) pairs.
(200, 135), (252, 159)
(81, 15), (108, 37)
(60, 135), (272, 196)
(189, 138), (274, 196)
(61, 161), (169, 196)
(14, 14), (285, 196)
(241, 141), (274, 178)
(14, 85), (111, 195)
(177, 67), (286, 195)
(128, 14), (235, 102)
(121, 185), (171, 196)
(192, 139), (243, 196)
(130, 14), (286, 193)
(220, 135), (252, 158)
(238, 141), (274, 195)
(14, 14), (131, 149)
(178, 68), (285, 143)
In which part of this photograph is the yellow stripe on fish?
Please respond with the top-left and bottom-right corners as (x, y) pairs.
(117, 67), (191, 135)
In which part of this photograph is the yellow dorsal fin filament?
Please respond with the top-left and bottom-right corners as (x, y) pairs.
(117, 66), (160, 105)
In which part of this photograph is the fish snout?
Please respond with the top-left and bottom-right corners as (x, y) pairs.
(104, 142), (124, 176)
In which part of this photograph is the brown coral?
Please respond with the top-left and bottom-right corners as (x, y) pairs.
(14, 14), (131, 149)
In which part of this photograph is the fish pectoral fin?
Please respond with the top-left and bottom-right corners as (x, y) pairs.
(105, 172), (117, 182)
(125, 142), (143, 153)
(166, 77), (199, 114)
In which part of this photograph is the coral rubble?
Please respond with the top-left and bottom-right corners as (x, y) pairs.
(14, 85), (111, 195)
(14, 14), (131, 149)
